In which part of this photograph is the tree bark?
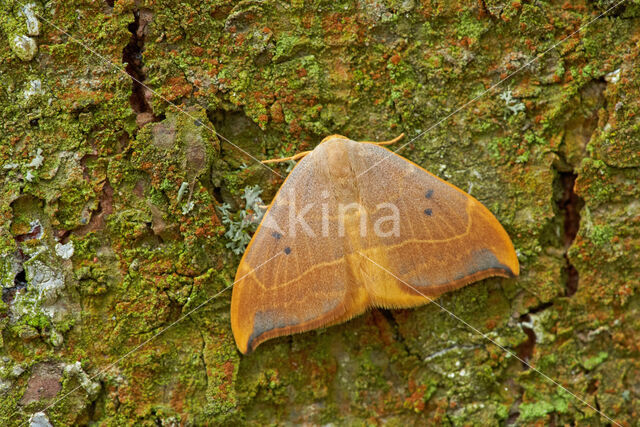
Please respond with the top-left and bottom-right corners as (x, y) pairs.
(1, 0), (639, 425)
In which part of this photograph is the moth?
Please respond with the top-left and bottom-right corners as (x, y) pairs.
(231, 134), (519, 354)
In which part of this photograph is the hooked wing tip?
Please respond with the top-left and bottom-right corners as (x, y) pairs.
(232, 326), (250, 355)
(467, 248), (519, 280)
(236, 309), (292, 355)
(498, 263), (519, 279)
(507, 258), (520, 277)
(239, 342), (252, 355)
(502, 244), (520, 278)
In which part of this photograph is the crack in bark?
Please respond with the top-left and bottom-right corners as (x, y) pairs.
(478, 0), (500, 21)
(377, 309), (421, 360)
(69, 179), (114, 239)
(554, 78), (603, 297)
(1, 219), (42, 306)
(509, 302), (554, 423)
(516, 315), (536, 366)
(199, 329), (209, 391)
(122, 8), (158, 127)
(1, 266), (27, 306)
(508, 77), (599, 421)
(584, 378), (605, 422)
(516, 302), (553, 369)
(558, 171), (584, 296)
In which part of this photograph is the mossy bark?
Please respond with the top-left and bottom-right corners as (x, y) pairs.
(1, 0), (640, 425)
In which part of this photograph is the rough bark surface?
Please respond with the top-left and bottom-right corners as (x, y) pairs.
(1, 0), (639, 425)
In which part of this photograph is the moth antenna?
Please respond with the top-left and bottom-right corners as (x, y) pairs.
(261, 150), (312, 164)
(371, 133), (405, 146)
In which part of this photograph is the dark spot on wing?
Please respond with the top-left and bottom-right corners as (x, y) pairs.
(194, 119), (202, 126)
(425, 189), (434, 199)
(424, 208), (432, 216)
(284, 247), (291, 255)
(272, 231), (282, 240)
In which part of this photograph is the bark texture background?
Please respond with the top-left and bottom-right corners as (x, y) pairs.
(1, 0), (640, 425)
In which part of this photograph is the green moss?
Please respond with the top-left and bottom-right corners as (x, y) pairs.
(456, 11), (488, 41)
(519, 398), (560, 421)
(589, 224), (615, 247)
(582, 351), (609, 370)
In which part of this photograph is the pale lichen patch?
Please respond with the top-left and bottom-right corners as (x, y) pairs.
(10, 34), (37, 61)
(20, 3), (40, 36)
(54, 242), (74, 260)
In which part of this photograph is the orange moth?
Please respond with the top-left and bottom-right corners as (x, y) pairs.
(230, 134), (519, 354)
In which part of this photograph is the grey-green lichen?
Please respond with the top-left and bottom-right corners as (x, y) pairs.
(219, 185), (265, 255)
